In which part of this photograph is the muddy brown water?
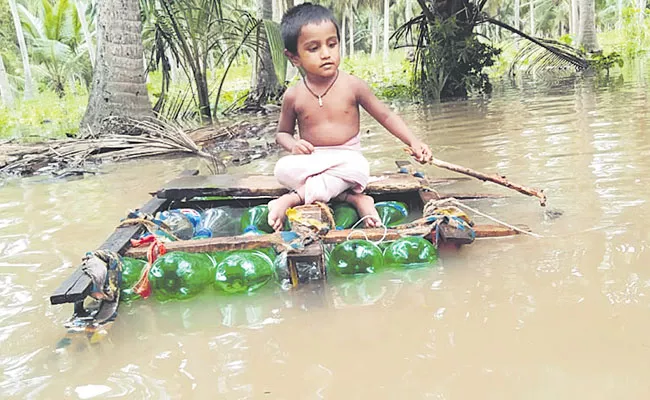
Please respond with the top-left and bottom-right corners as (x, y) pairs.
(2, 67), (650, 399)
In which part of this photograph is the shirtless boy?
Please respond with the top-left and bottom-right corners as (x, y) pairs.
(267, 2), (432, 231)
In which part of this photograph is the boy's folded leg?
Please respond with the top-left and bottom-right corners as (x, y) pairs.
(304, 174), (353, 204)
(274, 149), (369, 190)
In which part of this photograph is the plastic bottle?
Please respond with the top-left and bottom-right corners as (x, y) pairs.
(155, 210), (195, 240)
(214, 250), (274, 294)
(383, 236), (438, 269)
(328, 239), (383, 275)
(375, 201), (409, 227)
(148, 252), (217, 301)
(333, 203), (359, 229)
(194, 208), (230, 239)
(240, 205), (274, 234)
(120, 256), (147, 302)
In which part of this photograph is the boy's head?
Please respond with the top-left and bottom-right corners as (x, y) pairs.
(281, 3), (340, 56)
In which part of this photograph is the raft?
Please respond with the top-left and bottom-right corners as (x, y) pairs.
(49, 162), (530, 331)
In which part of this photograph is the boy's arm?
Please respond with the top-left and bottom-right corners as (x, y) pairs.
(275, 88), (299, 152)
(355, 77), (432, 163)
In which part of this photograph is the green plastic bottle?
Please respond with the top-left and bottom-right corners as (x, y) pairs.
(240, 205), (274, 234)
(328, 239), (383, 275)
(149, 252), (216, 302)
(333, 203), (359, 229)
(383, 237), (438, 268)
(120, 256), (147, 302)
(375, 201), (409, 227)
(214, 250), (274, 294)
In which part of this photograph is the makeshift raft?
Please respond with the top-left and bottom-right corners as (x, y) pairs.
(50, 163), (530, 330)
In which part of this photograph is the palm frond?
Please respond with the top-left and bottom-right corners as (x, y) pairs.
(509, 38), (588, 75)
(482, 16), (589, 73)
(262, 19), (286, 84)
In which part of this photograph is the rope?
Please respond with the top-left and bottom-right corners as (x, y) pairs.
(117, 218), (179, 241)
(424, 198), (544, 238)
(314, 201), (336, 229)
(346, 215), (388, 245)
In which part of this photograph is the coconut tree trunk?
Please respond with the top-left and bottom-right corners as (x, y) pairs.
(405, 0), (413, 21)
(577, 0), (600, 52)
(341, 12), (347, 58)
(371, 6), (377, 58)
(383, 0), (389, 60)
(247, 0), (281, 110)
(514, 0), (520, 30)
(74, 0), (95, 68)
(80, 0), (151, 137)
(529, 0), (535, 36)
(348, 6), (354, 57)
(638, 0), (647, 24)
(571, 0), (579, 36)
(8, 0), (35, 100)
(272, 0), (280, 21)
(0, 54), (14, 107)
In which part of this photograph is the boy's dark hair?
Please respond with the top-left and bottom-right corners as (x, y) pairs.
(281, 3), (340, 55)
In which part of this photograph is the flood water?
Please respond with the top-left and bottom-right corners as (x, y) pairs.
(2, 64), (650, 399)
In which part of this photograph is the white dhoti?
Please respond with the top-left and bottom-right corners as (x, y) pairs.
(273, 134), (369, 204)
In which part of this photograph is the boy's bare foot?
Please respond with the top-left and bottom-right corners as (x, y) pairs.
(343, 193), (382, 228)
(267, 192), (302, 231)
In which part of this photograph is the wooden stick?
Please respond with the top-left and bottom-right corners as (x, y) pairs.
(404, 149), (547, 206)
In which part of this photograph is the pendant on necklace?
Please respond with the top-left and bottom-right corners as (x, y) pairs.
(318, 96), (323, 107)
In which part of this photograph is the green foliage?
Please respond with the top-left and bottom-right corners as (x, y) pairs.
(558, 34), (573, 46)
(18, 0), (92, 96)
(341, 51), (416, 100)
(0, 89), (87, 139)
(587, 51), (624, 73)
(0, 1), (16, 52)
(142, 0), (260, 122)
(414, 16), (501, 99)
(598, 7), (650, 59)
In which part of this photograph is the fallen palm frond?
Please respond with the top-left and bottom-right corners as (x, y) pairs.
(0, 117), (226, 177)
(481, 17), (589, 74)
(508, 38), (589, 75)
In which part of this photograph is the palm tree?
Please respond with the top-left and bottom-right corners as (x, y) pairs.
(80, 0), (151, 137)
(245, 0), (283, 109)
(577, 0), (600, 52)
(571, 0), (578, 35)
(0, 53), (14, 106)
(7, 0), (35, 99)
(143, 0), (260, 120)
(382, 0), (389, 60)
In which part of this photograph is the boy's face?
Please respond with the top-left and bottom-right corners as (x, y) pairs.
(286, 21), (340, 78)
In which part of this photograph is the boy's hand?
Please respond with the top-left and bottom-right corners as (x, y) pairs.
(291, 139), (314, 155)
(407, 141), (433, 164)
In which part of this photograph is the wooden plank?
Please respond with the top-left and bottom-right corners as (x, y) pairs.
(49, 170), (198, 305)
(157, 173), (436, 200)
(49, 268), (86, 305)
(124, 224), (529, 259)
(124, 232), (292, 258)
(474, 224), (529, 237)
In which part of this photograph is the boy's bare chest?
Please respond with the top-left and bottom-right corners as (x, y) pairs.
(293, 85), (359, 123)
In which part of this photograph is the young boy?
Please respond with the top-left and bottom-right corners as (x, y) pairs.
(267, 2), (432, 231)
